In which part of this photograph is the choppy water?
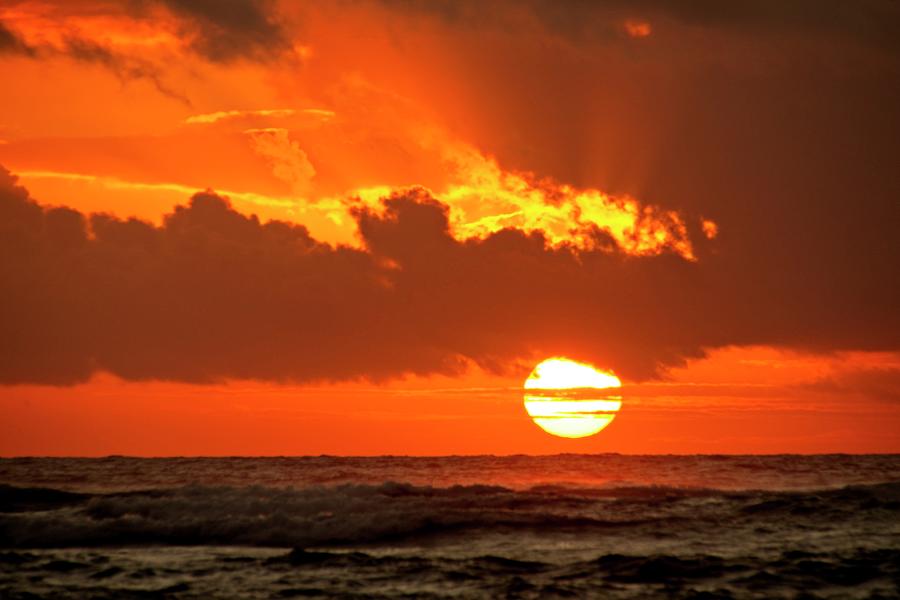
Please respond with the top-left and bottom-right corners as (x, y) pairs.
(1, 455), (898, 598)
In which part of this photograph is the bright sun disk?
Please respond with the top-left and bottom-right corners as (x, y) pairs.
(523, 358), (622, 439)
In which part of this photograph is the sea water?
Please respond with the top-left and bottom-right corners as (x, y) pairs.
(1, 454), (898, 598)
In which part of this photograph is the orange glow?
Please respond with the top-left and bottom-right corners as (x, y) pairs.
(4, 141), (703, 258)
(0, 2), (706, 260)
(0, 4), (181, 52)
(0, 1), (896, 459)
(0, 348), (898, 455)
(429, 145), (698, 258)
(524, 358), (623, 439)
(624, 20), (652, 38)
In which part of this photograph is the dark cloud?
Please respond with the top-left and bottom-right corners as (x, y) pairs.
(1, 3), (899, 387)
(803, 368), (900, 403)
(378, 0), (900, 51)
(546, 0), (899, 50)
(62, 38), (190, 104)
(146, 0), (290, 62)
(358, 0), (900, 365)
(0, 20), (35, 56)
(1, 166), (897, 386)
(0, 0), (290, 96)
(0, 19), (187, 103)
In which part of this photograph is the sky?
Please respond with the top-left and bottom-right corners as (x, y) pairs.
(1, 0), (899, 455)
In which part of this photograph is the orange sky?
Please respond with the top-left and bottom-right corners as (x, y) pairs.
(1, 0), (898, 455)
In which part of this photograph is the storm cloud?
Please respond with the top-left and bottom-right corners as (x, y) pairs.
(1, 165), (896, 386)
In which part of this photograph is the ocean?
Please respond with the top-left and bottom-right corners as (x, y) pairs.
(1, 455), (898, 599)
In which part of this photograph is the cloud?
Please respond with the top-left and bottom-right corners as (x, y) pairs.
(13, 170), (296, 209)
(339, 0), (900, 359)
(1, 165), (897, 387)
(802, 368), (900, 404)
(0, 20), (34, 56)
(245, 128), (317, 196)
(623, 20), (652, 39)
(143, 0), (291, 62)
(0, 170), (378, 385)
(0, 168), (693, 385)
(2, 2), (899, 388)
(378, 0), (900, 52)
(185, 109), (296, 125)
(0, 0), (293, 103)
(0, 17), (187, 103)
(61, 37), (190, 104)
(183, 108), (335, 125)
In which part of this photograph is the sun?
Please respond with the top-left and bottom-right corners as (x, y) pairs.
(523, 358), (622, 439)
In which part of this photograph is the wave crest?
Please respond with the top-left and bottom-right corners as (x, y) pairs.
(1, 481), (898, 549)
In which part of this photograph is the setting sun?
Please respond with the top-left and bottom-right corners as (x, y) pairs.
(524, 358), (622, 439)
(1, 1), (898, 597)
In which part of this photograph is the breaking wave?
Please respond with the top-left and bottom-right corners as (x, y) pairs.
(2, 480), (898, 549)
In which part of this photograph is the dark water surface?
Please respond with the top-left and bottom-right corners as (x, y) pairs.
(1, 455), (898, 598)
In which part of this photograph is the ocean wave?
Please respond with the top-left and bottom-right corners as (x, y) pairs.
(1, 481), (898, 549)
(3, 546), (899, 599)
(4, 454), (900, 495)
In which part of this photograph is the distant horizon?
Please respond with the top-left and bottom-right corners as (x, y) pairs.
(5, 452), (900, 459)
